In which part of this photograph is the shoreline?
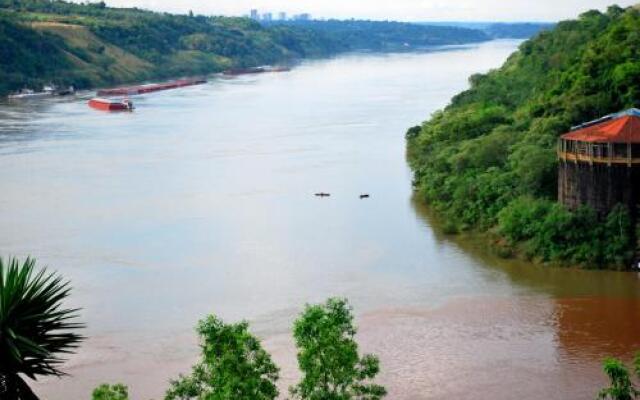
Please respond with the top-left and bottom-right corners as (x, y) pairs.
(2, 37), (502, 99)
(409, 194), (636, 272)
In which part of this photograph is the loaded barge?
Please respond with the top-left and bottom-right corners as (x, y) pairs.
(88, 98), (134, 111)
(97, 77), (206, 96)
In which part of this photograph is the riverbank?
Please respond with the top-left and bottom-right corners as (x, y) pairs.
(0, 0), (494, 97)
(406, 6), (640, 270)
(411, 197), (634, 271)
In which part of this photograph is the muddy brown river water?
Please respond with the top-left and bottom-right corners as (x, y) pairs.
(0, 40), (638, 399)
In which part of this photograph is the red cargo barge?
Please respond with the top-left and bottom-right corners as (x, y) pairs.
(88, 98), (134, 111)
(97, 77), (206, 96)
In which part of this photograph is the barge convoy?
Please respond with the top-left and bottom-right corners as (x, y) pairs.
(97, 77), (207, 97)
(90, 77), (206, 111)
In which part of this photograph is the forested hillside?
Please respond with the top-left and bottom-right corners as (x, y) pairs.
(265, 20), (489, 50)
(418, 22), (554, 39)
(407, 5), (640, 269)
(483, 23), (554, 38)
(0, 0), (489, 95)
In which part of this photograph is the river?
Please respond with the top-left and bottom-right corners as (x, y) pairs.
(1, 40), (639, 400)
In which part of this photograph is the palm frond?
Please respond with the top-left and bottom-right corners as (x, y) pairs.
(0, 257), (84, 380)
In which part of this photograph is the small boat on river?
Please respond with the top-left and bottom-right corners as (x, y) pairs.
(88, 98), (134, 111)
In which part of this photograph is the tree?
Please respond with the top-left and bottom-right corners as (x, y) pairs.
(290, 298), (386, 400)
(0, 257), (84, 400)
(598, 357), (640, 400)
(165, 315), (279, 400)
(406, 5), (640, 269)
(92, 384), (129, 400)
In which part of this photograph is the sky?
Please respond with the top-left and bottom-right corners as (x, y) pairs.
(99, 0), (639, 22)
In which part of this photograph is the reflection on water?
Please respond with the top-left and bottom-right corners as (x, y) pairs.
(357, 295), (640, 400)
(555, 297), (640, 359)
(409, 190), (640, 399)
(0, 40), (638, 399)
(411, 197), (640, 299)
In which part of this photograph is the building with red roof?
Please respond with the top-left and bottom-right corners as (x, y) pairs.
(557, 109), (640, 219)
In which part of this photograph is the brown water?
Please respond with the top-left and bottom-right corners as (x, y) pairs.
(0, 40), (639, 399)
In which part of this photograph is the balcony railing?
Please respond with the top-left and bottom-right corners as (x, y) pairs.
(557, 151), (640, 165)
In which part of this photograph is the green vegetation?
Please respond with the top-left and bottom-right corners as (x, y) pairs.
(266, 20), (489, 50)
(598, 353), (640, 400)
(165, 315), (280, 400)
(290, 298), (386, 400)
(406, 5), (640, 268)
(163, 298), (385, 400)
(483, 23), (554, 39)
(0, 0), (491, 96)
(417, 22), (554, 39)
(0, 257), (84, 400)
(0, 15), (78, 95)
(92, 384), (129, 400)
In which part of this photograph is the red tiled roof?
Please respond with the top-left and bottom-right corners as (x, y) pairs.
(562, 115), (640, 143)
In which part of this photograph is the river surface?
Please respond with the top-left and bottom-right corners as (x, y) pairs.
(1, 40), (639, 400)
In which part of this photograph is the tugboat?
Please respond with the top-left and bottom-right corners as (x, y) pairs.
(88, 98), (134, 111)
(56, 86), (76, 96)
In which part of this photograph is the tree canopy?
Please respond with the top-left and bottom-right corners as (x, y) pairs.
(407, 6), (640, 268)
(290, 298), (386, 400)
(165, 315), (279, 400)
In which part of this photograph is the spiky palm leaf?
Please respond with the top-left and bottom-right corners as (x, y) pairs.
(0, 257), (84, 400)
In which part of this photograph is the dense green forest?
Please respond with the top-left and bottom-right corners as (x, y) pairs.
(265, 20), (489, 50)
(483, 23), (554, 38)
(0, 0), (490, 96)
(417, 22), (554, 39)
(407, 5), (640, 269)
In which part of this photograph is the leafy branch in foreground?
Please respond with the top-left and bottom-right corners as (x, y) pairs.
(0, 257), (84, 400)
(165, 315), (279, 400)
(92, 383), (129, 400)
(598, 353), (640, 400)
(290, 297), (386, 400)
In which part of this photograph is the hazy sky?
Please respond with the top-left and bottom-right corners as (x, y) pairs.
(99, 0), (639, 22)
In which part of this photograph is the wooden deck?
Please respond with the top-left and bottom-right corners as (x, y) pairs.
(557, 151), (640, 165)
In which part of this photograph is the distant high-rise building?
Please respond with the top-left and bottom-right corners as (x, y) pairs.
(250, 9), (259, 20)
(293, 13), (311, 21)
(262, 12), (272, 21)
(278, 12), (286, 21)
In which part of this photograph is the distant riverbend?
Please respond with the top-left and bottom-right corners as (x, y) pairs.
(0, 40), (638, 400)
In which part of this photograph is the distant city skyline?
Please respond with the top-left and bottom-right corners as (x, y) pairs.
(92, 0), (639, 22)
(250, 8), (311, 22)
